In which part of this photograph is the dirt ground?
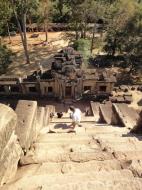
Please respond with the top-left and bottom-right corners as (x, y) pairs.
(2, 32), (71, 76)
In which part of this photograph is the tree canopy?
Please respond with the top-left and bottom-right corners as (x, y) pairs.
(0, 0), (141, 72)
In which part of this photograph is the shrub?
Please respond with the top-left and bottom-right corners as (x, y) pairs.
(73, 39), (91, 64)
(0, 44), (12, 74)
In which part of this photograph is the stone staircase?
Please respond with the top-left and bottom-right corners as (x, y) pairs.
(1, 114), (142, 190)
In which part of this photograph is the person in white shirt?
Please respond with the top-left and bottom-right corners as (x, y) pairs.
(68, 106), (82, 132)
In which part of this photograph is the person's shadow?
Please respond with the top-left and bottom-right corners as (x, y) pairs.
(54, 123), (69, 130)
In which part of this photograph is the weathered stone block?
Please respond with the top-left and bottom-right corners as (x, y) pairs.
(44, 105), (55, 126)
(0, 104), (17, 157)
(131, 110), (142, 133)
(113, 103), (139, 128)
(90, 102), (100, 122)
(15, 100), (37, 151)
(99, 102), (113, 124)
(0, 132), (22, 186)
(35, 107), (45, 138)
(37, 107), (45, 129)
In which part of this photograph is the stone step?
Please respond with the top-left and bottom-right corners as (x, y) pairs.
(43, 123), (128, 135)
(114, 150), (142, 160)
(20, 150), (114, 165)
(37, 128), (129, 144)
(37, 133), (92, 143)
(36, 138), (95, 145)
(95, 136), (138, 143)
(40, 125), (86, 134)
(99, 140), (142, 152)
(40, 123), (129, 136)
(2, 169), (135, 190)
(12, 159), (129, 181)
(85, 126), (128, 135)
(93, 135), (139, 143)
(51, 116), (95, 123)
(34, 141), (100, 152)
(3, 178), (142, 190)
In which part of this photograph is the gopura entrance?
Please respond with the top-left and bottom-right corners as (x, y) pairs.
(65, 86), (72, 97)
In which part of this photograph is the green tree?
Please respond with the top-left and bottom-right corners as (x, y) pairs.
(38, 0), (52, 42)
(0, 44), (13, 74)
(74, 39), (91, 66)
(104, 0), (138, 56)
(0, 1), (12, 41)
(52, 0), (70, 22)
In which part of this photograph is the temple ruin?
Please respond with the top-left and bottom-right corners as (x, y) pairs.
(0, 47), (116, 100)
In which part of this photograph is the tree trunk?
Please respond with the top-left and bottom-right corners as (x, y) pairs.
(75, 30), (79, 40)
(44, 20), (48, 42)
(28, 17), (33, 32)
(43, 0), (49, 42)
(75, 22), (79, 40)
(91, 24), (95, 53)
(13, 8), (30, 64)
(112, 38), (116, 56)
(58, 0), (63, 16)
(83, 22), (87, 39)
(22, 13), (30, 64)
(7, 22), (11, 44)
(0, 37), (2, 45)
(81, 29), (84, 38)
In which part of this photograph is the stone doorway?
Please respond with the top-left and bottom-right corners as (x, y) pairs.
(65, 86), (72, 97)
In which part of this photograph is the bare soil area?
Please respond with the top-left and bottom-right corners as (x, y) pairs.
(2, 32), (71, 76)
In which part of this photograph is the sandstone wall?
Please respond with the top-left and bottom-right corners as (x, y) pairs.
(0, 104), (22, 186)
